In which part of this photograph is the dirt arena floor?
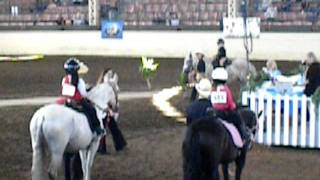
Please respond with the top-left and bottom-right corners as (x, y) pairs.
(0, 56), (319, 180)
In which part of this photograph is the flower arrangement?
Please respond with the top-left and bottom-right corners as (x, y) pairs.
(139, 56), (159, 89)
(237, 70), (270, 105)
(245, 70), (270, 92)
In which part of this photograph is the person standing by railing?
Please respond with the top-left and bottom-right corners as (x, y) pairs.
(303, 52), (320, 96)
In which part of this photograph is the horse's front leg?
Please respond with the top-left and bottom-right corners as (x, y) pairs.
(222, 163), (229, 180)
(235, 152), (247, 180)
(84, 138), (101, 180)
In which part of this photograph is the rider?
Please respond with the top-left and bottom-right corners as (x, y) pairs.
(190, 49), (206, 101)
(186, 78), (212, 126)
(210, 67), (249, 145)
(212, 39), (232, 69)
(62, 57), (105, 135)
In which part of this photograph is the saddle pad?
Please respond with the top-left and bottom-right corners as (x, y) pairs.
(55, 97), (83, 112)
(221, 120), (243, 148)
(56, 97), (67, 105)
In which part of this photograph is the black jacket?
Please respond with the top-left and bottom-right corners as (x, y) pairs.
(186, 99), (212, 126)
(197, 58), (206, 73)
(304, 62), (320, 96)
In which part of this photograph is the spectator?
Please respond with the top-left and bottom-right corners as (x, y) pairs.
(11, 5), (18, 16)
(281, 0), (293, 12)
(260, 0), (271, 11)
(217, 38), (225, 49)
(169, 12), (180, 27)
(190, 50), (206, 101)
(301, 1), (309, 13)
(212, 46), (231, 69)
(73, 11), (85, 26)
(303, 52), (320, 96)
(263, 59), (282, 79)
(212, 38), (226, 69)
(196, 51), (206, 81)
(264, 3), (278, 22)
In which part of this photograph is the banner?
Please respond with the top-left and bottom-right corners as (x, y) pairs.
(101, 20), (124, 39)
(223, 17), (260, 38)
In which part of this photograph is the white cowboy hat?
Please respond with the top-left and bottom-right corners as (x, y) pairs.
(195, 78), (212, 99)
(78, 62), (89, 74)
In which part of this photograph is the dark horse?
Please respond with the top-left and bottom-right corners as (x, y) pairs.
(182, 108), (258, 180)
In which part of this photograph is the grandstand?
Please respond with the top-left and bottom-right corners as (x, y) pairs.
(0, 0), (319, 31)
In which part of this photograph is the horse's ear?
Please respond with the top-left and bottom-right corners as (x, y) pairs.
(109, 73), (120, 92)
(112, 73), (119, 84)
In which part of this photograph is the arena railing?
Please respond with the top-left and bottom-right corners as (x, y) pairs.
(242, 91), (320, 149)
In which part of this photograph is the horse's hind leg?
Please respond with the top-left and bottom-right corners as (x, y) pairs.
(48, 152), (64, 180)
(47, 138), (68, 180)
(222, 163), (230, 180)
(212, 166), (220, 180)
(31, 144), (46, 180)
(30, 119), (46, 180)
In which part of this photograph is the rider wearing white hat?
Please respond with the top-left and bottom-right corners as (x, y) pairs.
(186, 78), (212, 125)
(210, 67), (235, 112)
(210, 68), (249, 145)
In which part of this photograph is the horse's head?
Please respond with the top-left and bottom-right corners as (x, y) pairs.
(238, 107), (260, 145)
(103, 71), (120, 119)
(88, 70), (120, 121)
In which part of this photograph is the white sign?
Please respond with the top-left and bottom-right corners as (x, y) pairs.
(211, 91), (227, 104)
(223, 17), (260, 38)
(62, 84), (76, 97)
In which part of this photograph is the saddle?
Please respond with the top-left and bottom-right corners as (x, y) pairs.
(220, 119), (244, 148)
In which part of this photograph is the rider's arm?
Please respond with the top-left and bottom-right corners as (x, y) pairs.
(225, 86), (236, 110)
(78, 78), (87, 97)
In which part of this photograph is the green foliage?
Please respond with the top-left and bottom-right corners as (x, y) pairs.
(244, 70), (270, 92)
(288, 64), (306, 75)
(178, 72), (188, 90)
(311, 87), (320, 105)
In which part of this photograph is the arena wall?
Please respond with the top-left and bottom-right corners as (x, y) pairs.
(0, 31), (319, 61)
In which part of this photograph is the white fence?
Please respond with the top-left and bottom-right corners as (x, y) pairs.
(242, 91), (320, 148)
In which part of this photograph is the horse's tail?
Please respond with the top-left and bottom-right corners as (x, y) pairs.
(183, 125), (202, 180)
(30, 110), (46, 180)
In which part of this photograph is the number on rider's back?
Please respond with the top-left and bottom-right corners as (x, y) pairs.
(62, 84), (76, 96)
(211, 91), (227, 104)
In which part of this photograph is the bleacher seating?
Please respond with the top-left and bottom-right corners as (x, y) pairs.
(0, 0), (88, 26)
(0, 0), (318, 30)
(110, 0), (229, 27)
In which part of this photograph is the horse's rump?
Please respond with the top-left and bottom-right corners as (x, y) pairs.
(183, 117), (228, 179)
(37, 104), (93, 151)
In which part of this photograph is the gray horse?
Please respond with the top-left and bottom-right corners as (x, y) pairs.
(30, 73), (119, 180)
